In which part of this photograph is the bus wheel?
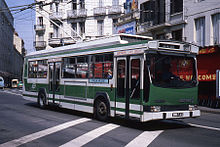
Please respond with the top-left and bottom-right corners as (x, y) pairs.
(95, 99), (108, 121)
(38, 92), (47, 109)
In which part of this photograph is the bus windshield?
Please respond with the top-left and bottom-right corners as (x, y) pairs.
(148, 54), (197, 88)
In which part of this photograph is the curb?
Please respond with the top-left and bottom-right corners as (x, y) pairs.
(199, 106), (220, 114)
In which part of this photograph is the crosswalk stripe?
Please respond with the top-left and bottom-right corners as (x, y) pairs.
(125, 130), (163, 147)
(60, 123), (120, 147)
(0, 118), (91, 147)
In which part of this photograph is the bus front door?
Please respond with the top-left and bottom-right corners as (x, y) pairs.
(116, 56), (142, 120)
(49, 62), (61, 104)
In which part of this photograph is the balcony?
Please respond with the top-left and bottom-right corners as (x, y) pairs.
(93, 7), (106, 16)
(48, 37), (76, 48)
(108, 5), (122, 15)
(67, 9), (87, 19)
(34, 25), (46, 32)
(34, 41), (46, 50)
(49, 11), (63, 20)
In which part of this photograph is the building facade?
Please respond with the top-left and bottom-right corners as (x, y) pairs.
(35, 0), (125, 50)
(136, 0), (220, 47)
(0, 0), (24, 85)
(137, 0), (184, 41)
(14, 31), (26, 57)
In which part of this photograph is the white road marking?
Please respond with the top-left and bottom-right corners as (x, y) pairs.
(1, 90), (22, 96)
(0, 118), (91, 147)
(188, 123), (220, 131)
(60, 123), (120, 147)
(125, 130), (163, 147)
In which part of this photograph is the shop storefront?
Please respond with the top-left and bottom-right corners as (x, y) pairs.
(197, 46), (220, 108)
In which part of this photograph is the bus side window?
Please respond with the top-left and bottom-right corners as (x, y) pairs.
(144, 60), (150, 102)
(117, 60), (125, 98)
(130, 59), (140, 99)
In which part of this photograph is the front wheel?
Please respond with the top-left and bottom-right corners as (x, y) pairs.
(95, 99), (109, 121)
(38, 93), (47, 109)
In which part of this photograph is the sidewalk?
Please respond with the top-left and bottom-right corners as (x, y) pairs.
(199, 106), (220, 114)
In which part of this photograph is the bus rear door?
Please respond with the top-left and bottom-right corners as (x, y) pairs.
(115, 56), (142, 120)
(48, 61), (61, 104)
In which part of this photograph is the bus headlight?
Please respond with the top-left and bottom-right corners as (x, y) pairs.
(150, 106), (161, 112)
(189, 105), (198, 111)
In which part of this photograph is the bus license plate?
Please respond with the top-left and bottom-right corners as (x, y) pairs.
(172, 113), (183, 117)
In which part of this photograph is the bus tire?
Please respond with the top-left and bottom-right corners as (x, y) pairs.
(38, 92), (47, 109)
(95, 98), (109, 121)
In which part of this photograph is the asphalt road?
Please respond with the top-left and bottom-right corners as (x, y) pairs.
(0, 89), (220, 147)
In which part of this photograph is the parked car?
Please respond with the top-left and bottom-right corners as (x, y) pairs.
(17, 81), (23, 89)
(0, 77), (4, 89)
(11, 79), (19, 88)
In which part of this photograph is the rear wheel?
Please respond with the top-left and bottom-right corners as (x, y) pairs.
(38, 92), (47, 109)
(95, 99), (109, 121)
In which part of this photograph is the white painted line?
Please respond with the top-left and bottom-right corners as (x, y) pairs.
(125, 130), (163, 147)
(188, 123), (220, 131)
(0, 118), (91, 147)
(60, 123), (120, 147)
(1, 90), (22, 96)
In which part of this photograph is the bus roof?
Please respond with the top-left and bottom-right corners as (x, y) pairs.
(26, 34), (152, 58)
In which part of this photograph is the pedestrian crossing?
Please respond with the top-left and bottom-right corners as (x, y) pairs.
(0, 118), (163, 147)
(0, 89), (22, 96)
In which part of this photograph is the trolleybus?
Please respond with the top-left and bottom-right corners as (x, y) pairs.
(23, 34), (200, 122)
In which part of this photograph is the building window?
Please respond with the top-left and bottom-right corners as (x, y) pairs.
(195, 17), (205, 47)
(212, 13), (220, 45)
(72, 0), (77, 10)
(170, 0), (183, 14)
(140, 0), (165, 25)
(172, 29), (182, 41)
(79, 22), (85, 37)
(99, 0), (103, 7)
(112, 0), (119, 6)
(38, 17), (43, 26)
(53, 25), (59, 38)
(140, 1), (155, 23)
(79, 0), (85, 9)
(71, 23), (77, 37)
(97, 20), (104, 36)
(55, 3), (59, 12)
(49, 33), (53, 38)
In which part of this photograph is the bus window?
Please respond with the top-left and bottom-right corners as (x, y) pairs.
(76, 56), (88, 78)
(149, 54), (197, 88)
(28, 61), (38, 78)
(38, 60), (48, 78)
(117, 60), (125, 97)
(93, 53), (113, 79)
(62, 57), (76, 78)
(130, 59), (140, 99)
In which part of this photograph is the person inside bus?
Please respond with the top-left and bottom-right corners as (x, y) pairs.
(107, 69), (113, 79)
(161, 64), (177, 83)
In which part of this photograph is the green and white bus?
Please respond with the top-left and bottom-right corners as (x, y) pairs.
(23, 34), (200, 122)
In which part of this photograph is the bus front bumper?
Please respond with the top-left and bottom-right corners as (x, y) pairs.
(142, 110), (200, 122)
